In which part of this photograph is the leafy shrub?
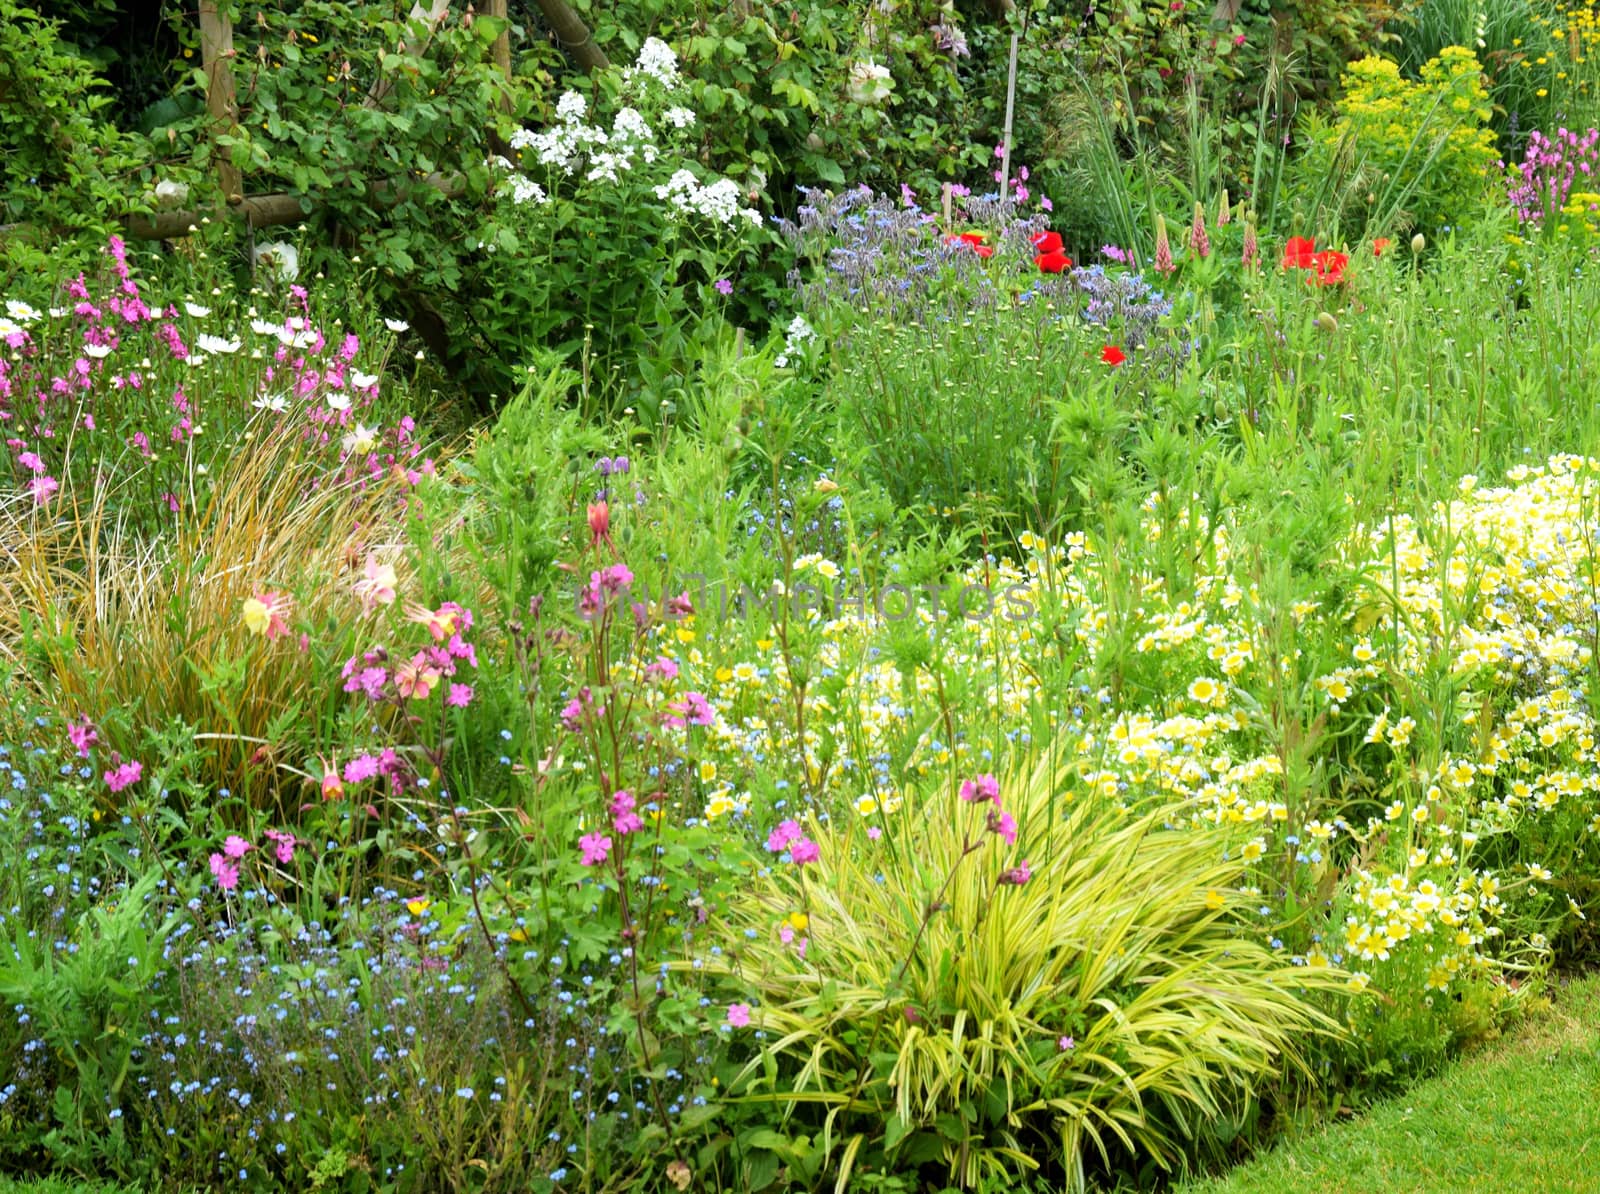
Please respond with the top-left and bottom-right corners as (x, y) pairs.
(708, 760), (1344, 1190)
(1295, 47), (1499, 238)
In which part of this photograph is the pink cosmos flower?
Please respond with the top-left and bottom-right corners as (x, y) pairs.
(579, 831), (612, 866)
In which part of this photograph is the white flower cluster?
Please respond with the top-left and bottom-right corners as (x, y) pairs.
(625, 37), (680, 90)
(774, 314), (818, 369)
(664, 106), (697, 130)
(509, 98), (609, 175)
(653, 170), (761, 228)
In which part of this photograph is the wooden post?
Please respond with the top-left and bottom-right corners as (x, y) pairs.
(486, 0), (513, 119)
(999, 31), (1019, 210)
(198, 0), (243, 204)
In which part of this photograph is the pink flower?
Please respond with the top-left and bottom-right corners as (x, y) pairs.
(766, 819), (804, 852)
(405, 601), (464, 643)
(726, 1003), (752, 1027)
(1000, 859), (1032, 886)
(104, 758), (142, 793)
(987, 806), (1018, 846)
(611, 790), (644, 835)
(447, 683), (474, 708)
(242, 591), (292, 641)
(959, 774), (1000, 803)
(579, 831), (612, 866)
(353, 553), (397, 613)
(644, 655), (679, 683)
(208, 852), (239, 891)
(222, 834), (253, 859)
(396, 654), (442, 701)
(27, 475), (59, 504)
(67, 715), (98, 759)
(665, 691), (714, 729)
(339, 754), (377, 784)
(790, 837), (820, 865)
(1059, 1035), (1075, 1051)
(264, 829), (296, 863)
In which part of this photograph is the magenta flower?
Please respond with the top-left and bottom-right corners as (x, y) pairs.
(343, 753), (381, 784)
(222, 834), (253, 859)
(611, 790), (644, 835)
(264, 829), (296, 863)
(766, 819), (804, 852)
(104, 759), (142, 793)
(790, 837), (820, 865)
(1000, 859), (1032, 886)
(959, 773), (1000, 803)
(726, 1003), (752, 1027)
(714, 278), (733, 296)
(67, 715), (98, 759)
(208, 852), (239, 891)
(579, 831), (612, 866)
(447, 683), (474, 708)
(987, 806), (1018, 846)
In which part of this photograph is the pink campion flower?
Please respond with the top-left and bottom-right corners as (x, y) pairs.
(644, 655), (679, 683)
(222, 834), (253, 859)
(446, 683), (474, 708)
(665, 691), (714, 729)
(208, 853), (240, 891)
(579, 831), (612, 866)
(264, 829), (296, 863)
(17, 451), (44, 473)
(611, 790), (644, 835)
(790, 837), (820, 865)
(343, 753), (381, 784)
(726, 1003), (752, 1028)
(27, 475), (59, 504)
(960, 774), (1000, 804)
(766, 819), (804, 853)
(1000, 859), (1032, 886)
(104, 758), (142, 793)
(67, 715), (98, 758)
(986, 806), (1018, 846)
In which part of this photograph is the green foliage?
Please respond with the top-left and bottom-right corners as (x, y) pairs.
(0, 1), (166, 279)
(709, 761), (1346, 1191)
(1295, 47), (1499, 240)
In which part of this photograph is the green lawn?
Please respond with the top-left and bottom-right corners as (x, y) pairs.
(1183, 975), (1600, 1193)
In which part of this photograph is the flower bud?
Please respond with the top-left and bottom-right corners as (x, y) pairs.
(1315, 311), (1339, 334)
(1411, 232), (1426, 254)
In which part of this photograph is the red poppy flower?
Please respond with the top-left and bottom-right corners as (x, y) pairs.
(1310, 249), (1348, 286)
(1281, 236), (1317, 269)
(1035, 250), (1072, 273)
(944, 231), (995, 260)
(1100, 345), (1126, 366)
(1372, 237), (1391, 257)
(1030, 230), (1064, 254)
